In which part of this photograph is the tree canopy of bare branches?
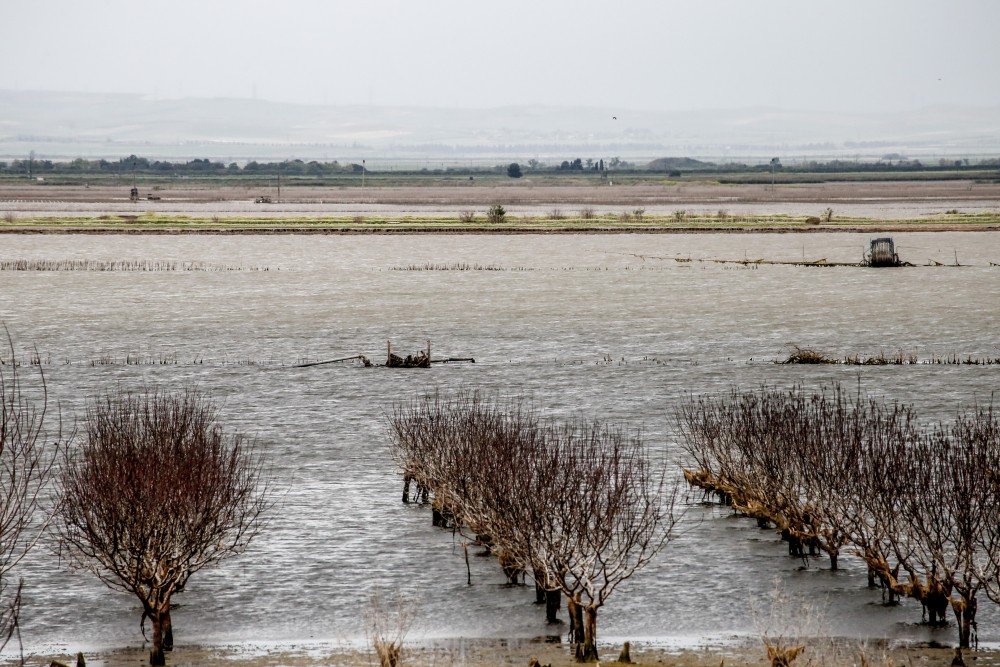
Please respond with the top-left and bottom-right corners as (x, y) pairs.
(388, 390), (678, 663)
(677, 384), (1000, 649)
(0, 330), (62, 659)
(57, 387), (272, 666)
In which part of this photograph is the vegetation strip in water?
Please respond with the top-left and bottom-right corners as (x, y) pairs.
(0, 259), (271, 271)
(780, 347), (1000, 365)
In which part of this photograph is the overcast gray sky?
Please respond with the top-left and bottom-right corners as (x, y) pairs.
(3, 0), (998, 112)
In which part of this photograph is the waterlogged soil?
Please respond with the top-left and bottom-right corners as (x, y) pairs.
(1, 180), (999, 224)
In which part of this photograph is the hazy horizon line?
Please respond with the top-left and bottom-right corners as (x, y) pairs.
(6, 88), (1000, 116)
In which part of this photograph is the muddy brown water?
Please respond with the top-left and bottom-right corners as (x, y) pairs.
(1, 231), (999, 654)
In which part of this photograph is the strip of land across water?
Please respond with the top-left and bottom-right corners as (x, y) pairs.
(23, 638), (1000, 667)
(0, 180), (998, 233)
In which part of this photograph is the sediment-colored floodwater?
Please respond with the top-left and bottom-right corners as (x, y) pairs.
(1, 231), (998, 652)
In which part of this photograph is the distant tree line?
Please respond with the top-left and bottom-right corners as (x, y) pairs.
(1, 153), (996, 179)
(0, 155), (362, 177)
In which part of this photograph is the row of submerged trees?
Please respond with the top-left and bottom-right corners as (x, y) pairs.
(0, 332), (271, 666)
(388, 390), (679, 663)
(677, 383), (1000, 649)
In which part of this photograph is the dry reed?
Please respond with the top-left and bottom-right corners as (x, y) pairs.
(781, 347), (999, 365)
(0, 259), (268, 272)
(390, 262), (529, 271)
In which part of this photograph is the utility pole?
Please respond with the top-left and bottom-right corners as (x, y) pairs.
(130, 158), (139, 202)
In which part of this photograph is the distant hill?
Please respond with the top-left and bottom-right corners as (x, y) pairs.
(647, 157), (712, 171)
(1, 90), (998, 163)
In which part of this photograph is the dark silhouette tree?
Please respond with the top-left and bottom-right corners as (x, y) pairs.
(507, 163), (522, 178)
(57, 387), (272, 666)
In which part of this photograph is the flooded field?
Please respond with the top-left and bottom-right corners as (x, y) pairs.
(1, 231), (999, 654)
(2, 180), (999, 221)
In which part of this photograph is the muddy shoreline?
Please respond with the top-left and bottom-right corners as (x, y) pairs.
(19, 638), (997, 667)
(3, 179), (999, 205)
(3, 224), (999, 234)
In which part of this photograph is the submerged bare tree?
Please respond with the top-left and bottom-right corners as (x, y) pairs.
(528, 421), (678, 663)
(57, 387), (272, 666)
(0, 331), (62, 660)
(388, 390), (678, 663)
(896, 405), (1000, 648)
(679, 383), (1000, 648)
(679, 384), (925, 570)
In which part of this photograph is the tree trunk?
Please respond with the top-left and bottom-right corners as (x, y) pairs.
(566, 596), (585, 645)
(149, 610), (165, 666)
(546, 589), (561, 624)
(402, 474), (412, 503)
(578, 606), (599, 663)
(953, 595), (977, 650)
(829, 550), (838, 571)
(534, 577), (546, 605)
(163, 606), (174, 651)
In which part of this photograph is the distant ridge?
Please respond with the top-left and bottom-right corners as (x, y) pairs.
(1, 90), (998, 162)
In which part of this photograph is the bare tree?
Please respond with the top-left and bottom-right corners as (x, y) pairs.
(679, 385), (916, 570)
(57, 387), (272, 666)
(0, 330), (62, 660)
(388, 391), (678, 663)
(896, 405), (1000, 648)
(678, 383), (1000, 647)
(528, 422), (678, 662)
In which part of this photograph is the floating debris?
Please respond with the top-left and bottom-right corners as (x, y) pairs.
(386, 340), (431, 368)
(294, 354), (372, 368)
(295, 341), (474, 370)
(780, 347), (837, 364)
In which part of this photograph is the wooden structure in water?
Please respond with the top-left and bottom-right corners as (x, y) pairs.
(865, 237), (901, 267)
(386, 340), (431, 368)
(294, 339), (473, 369)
